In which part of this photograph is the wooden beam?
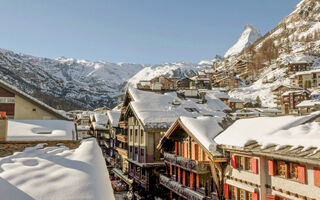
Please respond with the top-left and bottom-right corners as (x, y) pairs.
(209, 162), (220, 191)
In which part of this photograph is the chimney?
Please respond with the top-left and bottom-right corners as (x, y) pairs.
(0, 112), (8, 141)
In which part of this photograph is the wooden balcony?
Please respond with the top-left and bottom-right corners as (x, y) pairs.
(129, 170), (149, 190)
(116, 134), (128, 143)
(159, 174), (206, 200)
(119, 121), (128, 128)
(164, 152), (210, 173)
(116, 147), (128, 157)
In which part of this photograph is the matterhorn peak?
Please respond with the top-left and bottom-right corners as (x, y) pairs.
(224, 24), (261, 58)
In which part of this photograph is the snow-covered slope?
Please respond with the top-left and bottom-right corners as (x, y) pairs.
(224, 24), (261, 58)
(127, 62), (210, 87)
(0, 48), (212, 110)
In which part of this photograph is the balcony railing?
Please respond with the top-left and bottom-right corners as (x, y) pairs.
(164, 152), (210, 173)
(119, 121), (128, 128)
(116, 134), (128, 143)
(160, 174), (206, 200)
(116, 147), (128, 157)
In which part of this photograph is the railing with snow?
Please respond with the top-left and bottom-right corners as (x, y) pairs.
(163, 152), (210, 173)
(159, 174), (205, 200)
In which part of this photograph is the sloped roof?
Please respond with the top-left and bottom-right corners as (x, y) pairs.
(127, 87), (229, 130)
(0, 79), (70, 120)
(107, 110), (121, 127)
(215, 112), (320, 151)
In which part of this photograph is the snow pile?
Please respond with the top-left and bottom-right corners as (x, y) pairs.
(224, 24), (261, 58)
(215, 112), (320, 150)
(7, 120), (76, 141)
(229, 67), (289, 107)
(107, 110), (121, 127)
(180, 116), (223, 154)
(128, 87), (229, 129)
(0, 138), (115, 200)
(94, 113), (108, 125)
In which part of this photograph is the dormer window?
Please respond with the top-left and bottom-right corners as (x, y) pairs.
(184, 108), (199, 113)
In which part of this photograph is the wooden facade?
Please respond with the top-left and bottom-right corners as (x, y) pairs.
(158, 119), (228, 200)
(281, 90), (310, 114)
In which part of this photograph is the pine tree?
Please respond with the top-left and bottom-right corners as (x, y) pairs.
(255, 96), (262, 107)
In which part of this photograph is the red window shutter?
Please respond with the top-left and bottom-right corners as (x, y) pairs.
(298, 165), (306, 184)
(178, 168), (181, 183)
(193, 143), (198, 160)
(231, 155), (236, 168)
(185, 143), (188, 158)
(224, 183), (229, 199)
(266, 194), (275, 200)
(314, 168), (320, 187)
(196, 174), (200, 188)
(252, 192), (259, 200)
(251, 158), (258, 174)
(175, 141), (178, 155)
(183, 170), (186, 186)
(190, 172), (194, 189)
(170, 164), (172, 176)
(268, 160), (275, 176)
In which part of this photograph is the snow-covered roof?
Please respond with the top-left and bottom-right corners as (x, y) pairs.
(180, 116), (223, 155)
(94, 113), (108, 125)
(107, 110), (121, 127)
(297, 100), (320, 108)
(272, 84), (303, 91)
(0, 139), (115, 200)
(206, 89), (230, 100)
(0, 79), (70, 120)
(295, 68), (320, 76)
(228, 98), (244, 103)
(7, 120), (76, 141)
(92, 122), (107, 131)
(282, 54), (314, 65)
(255, 108), (281, 113)
(215, 112), (320, 151)
(77, 125), (90, 131)
(128, 87), (229, 130)
(282, 89), (310, 96)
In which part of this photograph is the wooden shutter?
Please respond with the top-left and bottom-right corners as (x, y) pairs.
(170, 164), (172, 176)
(193, 143), (198, 160)
(298, 165), (306, 184)
(314, 167), (320, 187)
(251, 158), (258, 174)
(268, 160), (275, 176)
(252, 192), (259, 200)
(190, 172), (193, 189)
(231, 155), (236, 168)
(175, 141), (177, 155)
(224, 183), (229, 200)
(183, 170), (186, 186)
(266, 194), (275, 200)
(185, 143), (188, 158)
(196, 174), (200, 188)
(178, 168), (181, 183)
(182, 142), (184, 157)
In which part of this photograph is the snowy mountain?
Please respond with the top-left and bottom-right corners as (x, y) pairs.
(0, 48), (145, 110)
(226, 0), (320, 107)
(0, 48), (210, 110)
(224, 24), (262, 58)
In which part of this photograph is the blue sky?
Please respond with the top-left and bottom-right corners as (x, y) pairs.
(0, 0), (300, 64)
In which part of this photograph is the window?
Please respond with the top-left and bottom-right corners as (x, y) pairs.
(245, 157), (252, 171)
(289, 163), (298, 180)
(184, 107), (199, 113)
(140, 130), (144, 144)
(130, 129), (133, 141)
(277, 161), (287, 178)
(134, 129), (138, 143)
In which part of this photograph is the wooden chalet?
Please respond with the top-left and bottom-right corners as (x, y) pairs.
(281, 90), (310, 114)
(157, 116), (228, 200)
(272, 84), (304, 109)
(176, 77), (195, 90)
(151, 76), (175, 91)
(217, 76), (239, 90)
(105, 110), (121, 168)
(286, 62), (312, 74)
